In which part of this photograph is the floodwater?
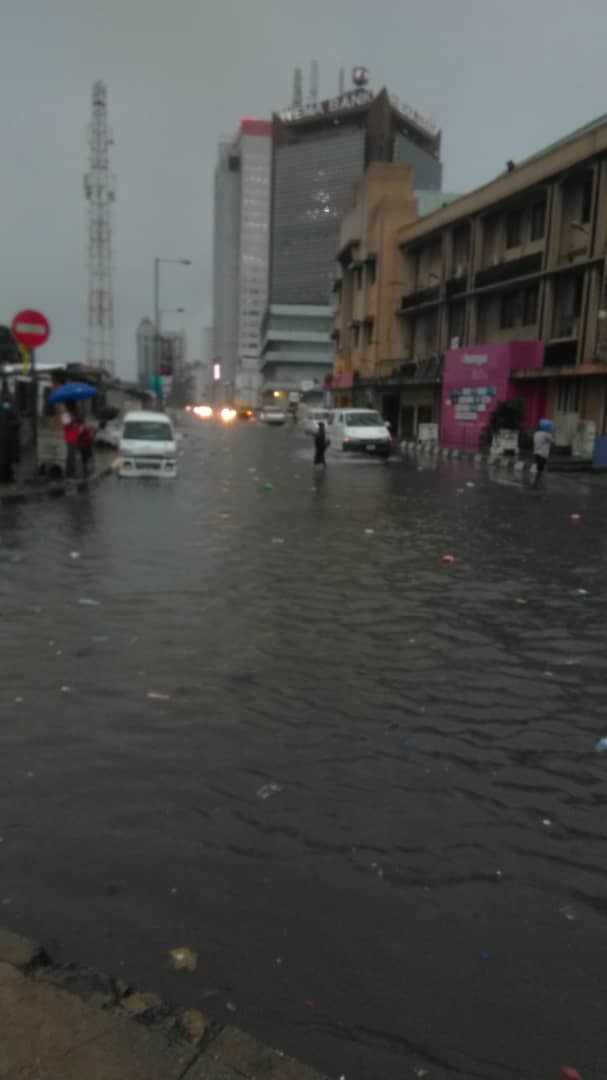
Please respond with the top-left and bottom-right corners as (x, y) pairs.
(0, 418), (606, 1080)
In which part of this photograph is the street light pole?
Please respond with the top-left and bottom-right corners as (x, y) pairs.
(153, 258), (191, 408)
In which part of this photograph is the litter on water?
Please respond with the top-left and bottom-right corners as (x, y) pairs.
(226, 1001), (237, 1013)
(256, 783), (283, 800)
(594, 737), (607, 753)
(271, 537), (285, 544)
(78, 597), (100, 607)
(263, 482), (273, 492)
(60, 686), (71, 693)
(69, 551), (80, 559)
(569, 514), (581, 523)
(576, 588), (589, 596)
(440, 553), (456, 564)
(168, 947), (198, 973)
(364, 528), (375, 535)
(147, 691), (170, 701)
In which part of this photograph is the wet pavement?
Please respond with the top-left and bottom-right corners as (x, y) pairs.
(1, 417), (606, 1080)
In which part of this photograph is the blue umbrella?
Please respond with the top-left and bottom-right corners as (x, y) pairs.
(48, 381), (99, 404)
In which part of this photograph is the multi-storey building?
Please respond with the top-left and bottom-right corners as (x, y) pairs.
(330, 111), (607, 453)
(395, 113), (607, 451)
(261, 80), (442, 403)
(212, 120), (272, 405)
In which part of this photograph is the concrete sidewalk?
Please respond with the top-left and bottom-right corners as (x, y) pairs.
(0, 449), (116, 506)
(0, 928), (326, 1079)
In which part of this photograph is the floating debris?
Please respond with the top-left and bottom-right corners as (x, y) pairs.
(69, 551), (80, 560)
(440, 554), (456, 565)
(304, 999), (316, 1009)
(263, 482), (273, 492)
(60, 686), (71, 694)
(569, 514), (581, 523)
(479, 950), (490, 960)
(576, 588), (589, 596)
(271, 537), (285, 545)
(256, 783), (283, 800)
(168, 947), (198, 973)
(364, 528), (375, 535)
(542, 818), (552, 828)
(146, 691), (170, 701)
(595, 737), (607, 753)
(78, 597), (100, 607)
(559, 905), (576, 922)
(226, 1001), (237, 1013)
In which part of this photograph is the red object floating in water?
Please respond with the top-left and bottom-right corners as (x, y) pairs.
(570, 514), (581, 523)
(561, 1069), (582, 1080)
(304, 999), (315, 1009)
(440, 554), (456, 565)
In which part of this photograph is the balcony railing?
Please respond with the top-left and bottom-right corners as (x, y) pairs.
(445, 275), (467, 298)
(474, 252), (542, 289)
(552, 316), (580, 339)
(400, 285), (440, 311)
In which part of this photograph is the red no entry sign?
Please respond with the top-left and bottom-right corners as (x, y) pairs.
(11, 309), (50, 350)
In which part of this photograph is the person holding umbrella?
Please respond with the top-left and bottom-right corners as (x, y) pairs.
(48, 382), (98, 480)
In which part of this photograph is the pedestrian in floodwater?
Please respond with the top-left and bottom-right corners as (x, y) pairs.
(61, 405), (80, 479)
(314, 420), (329, 467)
(533, 418), (553, 484)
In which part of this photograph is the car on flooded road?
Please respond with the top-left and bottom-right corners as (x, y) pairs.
(328, 408), (392, 457)
(118, 410), (178, 478)
(260, 406), (287, 425)
(302, 408), (332, 435)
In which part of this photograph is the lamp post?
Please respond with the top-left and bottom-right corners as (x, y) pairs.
(153, 258), (191, 406)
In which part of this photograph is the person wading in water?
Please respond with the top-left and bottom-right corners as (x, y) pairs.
(314, 421), (329, 467)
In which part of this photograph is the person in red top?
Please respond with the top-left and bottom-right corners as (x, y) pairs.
(61, 406), (79, 478)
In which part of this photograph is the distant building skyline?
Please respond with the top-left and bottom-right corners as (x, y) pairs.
(212, 119), (272, 404)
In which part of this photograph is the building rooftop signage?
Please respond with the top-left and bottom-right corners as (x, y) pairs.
(277, 87), (374, 124)
(389, 93), (439, 139)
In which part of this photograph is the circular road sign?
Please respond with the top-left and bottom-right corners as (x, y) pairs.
(11, 309), (51, 350)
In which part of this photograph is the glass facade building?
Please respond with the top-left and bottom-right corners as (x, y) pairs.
(270, 128), (366, 305)
(213, 120), (272, 403)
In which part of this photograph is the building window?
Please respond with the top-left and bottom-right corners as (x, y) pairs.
(364, 320), (374, 345)
(523, 285), (539, 325)
(351, 323), (360, 347)
(557, 379), (580, 413)
(367, 258), (377, 286)
(530, 200), (546, 241)
(506, 208), (523, 249)
(354, 266), (363, 289)
(449, 302), (466, 343)
(580, 173), (593, 223)
(500, 291), (518, 329)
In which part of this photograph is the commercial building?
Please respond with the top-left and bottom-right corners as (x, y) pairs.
(330, 111), (607, 454)
(136, 318), (186, 389)
(395, 112), (607, 452)
(329, 163), (459, 431)
(212, 120), (272, 405)
(261, 77), (442, 403)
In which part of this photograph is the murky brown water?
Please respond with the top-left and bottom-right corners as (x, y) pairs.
(0, 420), (606, 1079)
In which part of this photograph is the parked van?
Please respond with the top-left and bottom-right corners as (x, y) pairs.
(328, 408), (392, 458)
(118, 411), (177, 478)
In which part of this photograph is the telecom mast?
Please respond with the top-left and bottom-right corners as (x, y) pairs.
(84, 81), (115, 373)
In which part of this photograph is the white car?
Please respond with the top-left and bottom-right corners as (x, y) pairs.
(328, 408), (392, 458)
(118, 410), (178, 478)
(260, 406), (287, 425)
(303, 408), (332, 435)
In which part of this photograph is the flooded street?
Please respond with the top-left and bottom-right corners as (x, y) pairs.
(1, 418), (606, 1080)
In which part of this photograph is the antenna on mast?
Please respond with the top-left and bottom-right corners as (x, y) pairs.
(84, 80), (116, 374)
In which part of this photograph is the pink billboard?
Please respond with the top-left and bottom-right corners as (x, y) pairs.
(440, 341), (545, 450)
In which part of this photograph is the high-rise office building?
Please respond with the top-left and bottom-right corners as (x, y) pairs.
(261, 77), (442, 401)
(212, 119), (272, 404)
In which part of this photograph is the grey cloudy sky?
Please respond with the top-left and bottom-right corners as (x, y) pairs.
(2, 0), (607, 377)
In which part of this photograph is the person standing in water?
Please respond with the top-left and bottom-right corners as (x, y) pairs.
(314, 420), (329, 467)
(533, 418), (553, 484)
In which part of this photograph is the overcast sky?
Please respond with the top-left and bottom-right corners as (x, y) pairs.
(2, 0), (607, 377)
